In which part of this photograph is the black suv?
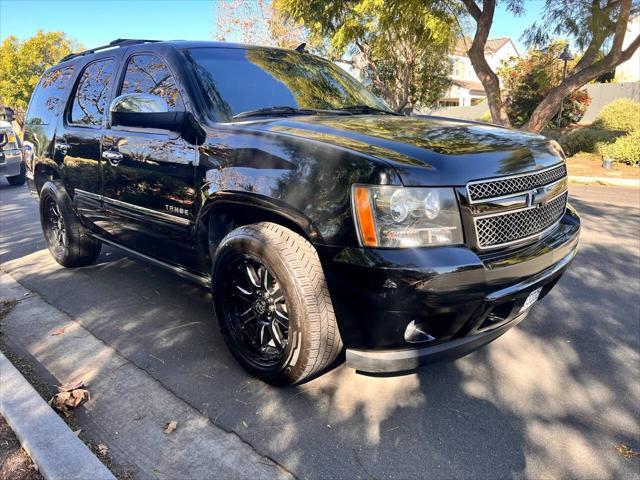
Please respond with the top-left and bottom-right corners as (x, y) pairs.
(24, 39), (580, 385)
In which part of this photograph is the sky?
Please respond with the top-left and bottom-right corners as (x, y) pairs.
(1, 0), (545, 53)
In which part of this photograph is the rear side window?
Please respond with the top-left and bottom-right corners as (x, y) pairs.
(25, 66), (74, 125)
(119, 54), (183, 110)
(70, 59), (116, 126)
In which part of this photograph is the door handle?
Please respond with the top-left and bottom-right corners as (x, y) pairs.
(102, 150), (123, 166)
(54, 141), (69, 155)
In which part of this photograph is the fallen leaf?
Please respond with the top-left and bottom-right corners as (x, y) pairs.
(97, 443), (108, 456)
(49, 382), (90, 416)
(242, 420), (248, 428)
(164, 420), (177, 434)
(57, 380), (86, 392)
(616, 444), (640, 458)
(73, 429), (82, 436)
(51, 326), (66, 336)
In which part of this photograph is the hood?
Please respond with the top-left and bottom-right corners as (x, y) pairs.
(242, 115), (564, 186)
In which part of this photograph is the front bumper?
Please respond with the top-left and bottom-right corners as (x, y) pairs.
(0, 149), (22, 177)
(319, 205), (580, 373)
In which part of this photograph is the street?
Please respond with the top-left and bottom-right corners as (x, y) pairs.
(1, 182), (639, 479)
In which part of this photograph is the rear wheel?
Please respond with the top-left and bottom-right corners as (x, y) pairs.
(39, 182), (101, 268)
(6, 163), (26, 186)
(212, 222), (342, 385)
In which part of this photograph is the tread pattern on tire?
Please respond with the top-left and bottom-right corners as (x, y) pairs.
(221, 222), (342, 382)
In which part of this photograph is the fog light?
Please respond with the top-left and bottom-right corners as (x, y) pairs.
(404, 320), (436, 344)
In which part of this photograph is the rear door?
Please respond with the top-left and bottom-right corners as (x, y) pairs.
(101, 53), (199, 269)
(57, 57), (117, 225)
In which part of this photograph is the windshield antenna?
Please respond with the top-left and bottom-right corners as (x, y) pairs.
(295, 42), (306, 53)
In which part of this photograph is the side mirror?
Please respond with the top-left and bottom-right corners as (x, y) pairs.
(109, 93), (186, 131)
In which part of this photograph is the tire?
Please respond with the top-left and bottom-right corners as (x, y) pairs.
(39, 181), (102, 268)
(212, 222), (342, 385)
(6, 163), (26, 186)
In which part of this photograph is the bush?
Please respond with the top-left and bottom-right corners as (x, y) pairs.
(593, 99), (640, 133)
(499, 42), (591, 128)
(476, 110), (492, 123)
(557, 127), (620, 157)
(597, 130), (640, 165)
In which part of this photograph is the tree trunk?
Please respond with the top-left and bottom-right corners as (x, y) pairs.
(461, 0), (511, 128)
(523, 0), (639, 132)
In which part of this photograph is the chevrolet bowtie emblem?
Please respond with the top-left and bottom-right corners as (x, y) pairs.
(529, 186), (553, 207)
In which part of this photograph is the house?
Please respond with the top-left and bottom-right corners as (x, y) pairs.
(615, 11), (640, 82)
(437, 37), (520, 107)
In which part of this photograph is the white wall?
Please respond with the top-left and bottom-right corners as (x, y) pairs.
(616, 15), (640, 82)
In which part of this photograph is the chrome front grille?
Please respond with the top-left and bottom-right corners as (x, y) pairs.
(475, 192), (568, 248)
(468, 164), (567, 202)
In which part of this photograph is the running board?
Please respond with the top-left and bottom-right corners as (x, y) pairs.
(88, 233), (211, 288)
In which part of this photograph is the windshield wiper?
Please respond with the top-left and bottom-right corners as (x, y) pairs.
(337, 105), (402, 116)
(233, 106), (320, 120)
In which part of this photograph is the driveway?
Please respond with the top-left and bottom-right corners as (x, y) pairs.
(1, 182), (638, 479)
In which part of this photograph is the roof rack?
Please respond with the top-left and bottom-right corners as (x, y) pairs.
(59, 39), (160, 63)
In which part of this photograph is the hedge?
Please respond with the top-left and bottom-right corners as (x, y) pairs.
(597, 130), (640, 165)
(557, 128), (621, 157)
(593, 98), (640, 133)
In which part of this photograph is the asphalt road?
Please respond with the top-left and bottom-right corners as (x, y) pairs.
(1, 181), (639, 479)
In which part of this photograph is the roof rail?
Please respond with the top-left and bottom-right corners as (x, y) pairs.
(59, 39), (159, 63)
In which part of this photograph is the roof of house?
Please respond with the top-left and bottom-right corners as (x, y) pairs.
(452, 79), (485, 94)
(453, 37), (513, 56)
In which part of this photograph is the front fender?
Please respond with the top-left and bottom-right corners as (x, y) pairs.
(197, 190), (323, 243)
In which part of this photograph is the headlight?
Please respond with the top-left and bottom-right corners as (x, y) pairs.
(352, 185), (464, 247)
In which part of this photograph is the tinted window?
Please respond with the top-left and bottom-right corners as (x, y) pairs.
(120, 55), (183, 110)
(185, 48), (388, 121)
(70, 59), (116, 126)
(25, 66), (75, 125)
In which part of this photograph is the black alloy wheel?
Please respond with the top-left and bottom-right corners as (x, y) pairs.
(43, 196), (68, 252)
(221, 254), (290, 367)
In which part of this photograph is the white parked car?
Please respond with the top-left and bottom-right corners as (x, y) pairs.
(0, 120), (25, 186)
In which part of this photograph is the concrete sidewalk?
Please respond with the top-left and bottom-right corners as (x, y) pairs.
(1, 352), (116, 480)
(0, 270), (294, 480)
(569, 175), (640, 187)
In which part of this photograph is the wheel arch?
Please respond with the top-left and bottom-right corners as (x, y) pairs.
(197, 192), (322, 261)
(33, 161), (62, 194)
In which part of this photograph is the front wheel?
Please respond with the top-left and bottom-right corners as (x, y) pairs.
(212, 222), (342, 385)
(39, 181), (102, 268)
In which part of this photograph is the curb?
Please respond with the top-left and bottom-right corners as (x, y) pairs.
(0, 352), (115, 480)
(569, 175), (640, 187)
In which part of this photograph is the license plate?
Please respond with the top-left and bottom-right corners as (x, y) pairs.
(520, 287), (542, 312)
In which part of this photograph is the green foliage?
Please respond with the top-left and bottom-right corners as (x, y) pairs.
(273, 0), (458, 112)
(597, 130), (640, 165)
(557, 127), (621, 157)
(593, 99), (640, 133)
(0, 31), (77, 117)
(476, 110), (492, 123)
(499, 42), (591, 128)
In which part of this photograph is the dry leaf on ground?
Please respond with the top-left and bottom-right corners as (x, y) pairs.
(51, 327), (66, 336)
(57, 380), (86, 392)
(49, 381), (90, 417)
(96, 443), (108, 456)
(615, 444), (640, 458)
(164, 420), (177, 434)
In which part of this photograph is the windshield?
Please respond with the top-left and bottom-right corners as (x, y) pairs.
(184, 47), (390, 121)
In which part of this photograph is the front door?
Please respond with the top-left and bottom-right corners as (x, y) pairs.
(101, 53), (199, 270)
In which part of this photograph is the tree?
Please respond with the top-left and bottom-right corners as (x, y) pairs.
(213, 0), (307, 49)
(0, 30), (78, 123)
(499, 42), (591, 128)
(274, 0), (459, 112)
(457, 0), (640, 132)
